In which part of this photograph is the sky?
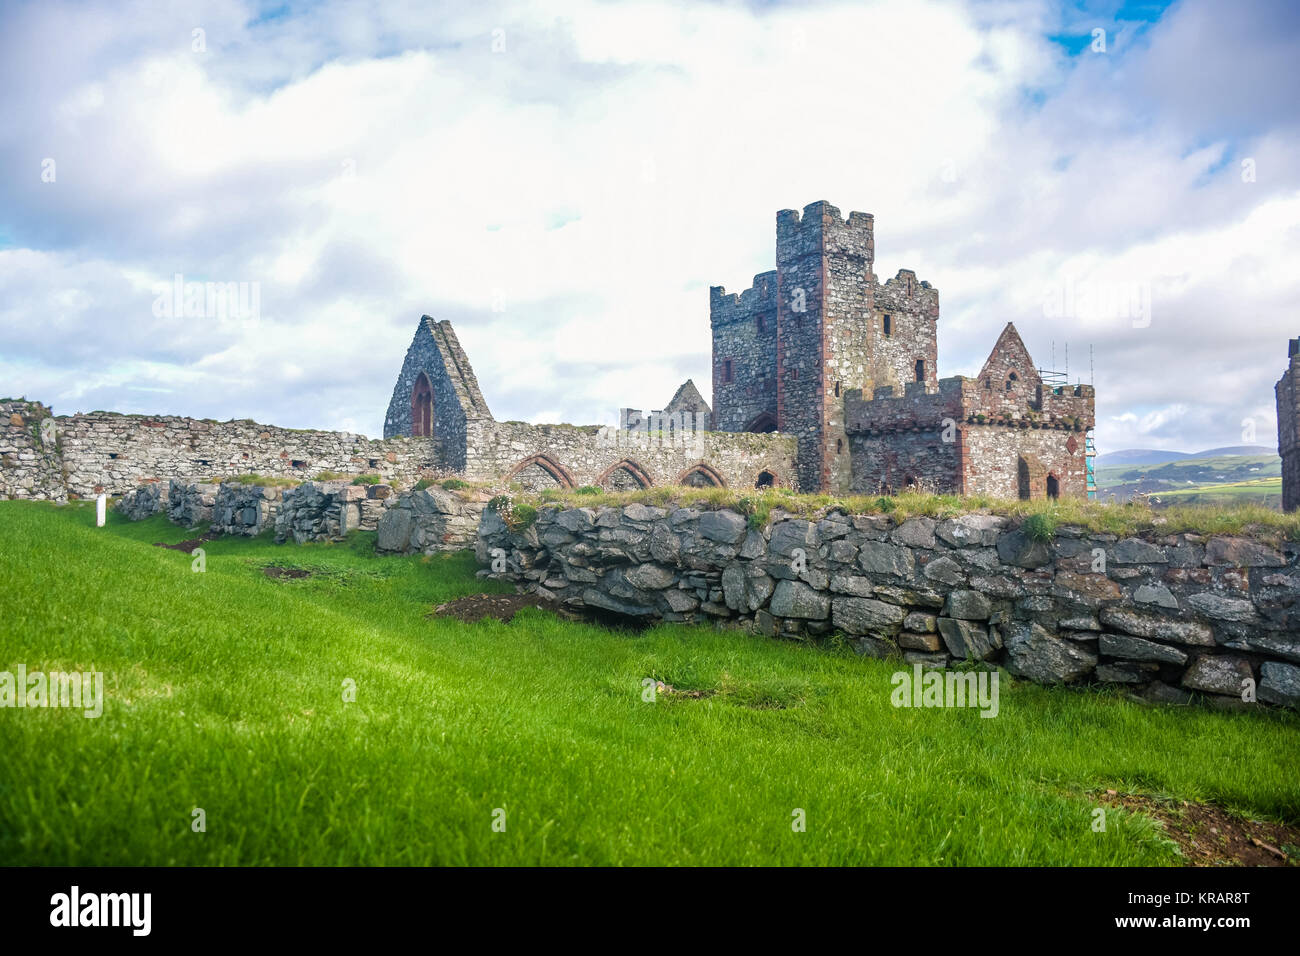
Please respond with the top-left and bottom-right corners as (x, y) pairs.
(1, 0), (1298, 454)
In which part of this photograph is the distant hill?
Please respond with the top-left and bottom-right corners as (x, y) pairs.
(1094, 449), (1282, 506)
(1192, 445), (1277, 458)
(1094, 445), (1274, 468)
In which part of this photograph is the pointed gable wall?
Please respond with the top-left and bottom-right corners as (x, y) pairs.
(384, 316), (493, 472)
(967, 323), (1044, 420)
(664, 379), (711, 423)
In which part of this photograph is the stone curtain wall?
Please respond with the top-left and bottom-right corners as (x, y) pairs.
(2, 400), (793, 502)
(462, 419), (800, 490)
(59, 414), (431, 496)
(478, 503), (1300, 710)
(0, 400), (64, 501)
(0, 407), (433, 500)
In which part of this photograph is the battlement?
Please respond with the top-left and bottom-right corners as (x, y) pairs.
(845, 377), (966, 434)
(1037, 383), (1096, 428)
(844, 375), (1095, 437)
(962, 376), (1093, 430)
(776, 200), (874, 265)
(880, 269), (932, 292)
(874, 268), (940, 317)
(710, 270), (778, 326)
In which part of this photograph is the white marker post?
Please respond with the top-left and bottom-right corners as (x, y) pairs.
(96, 494), (106, 527)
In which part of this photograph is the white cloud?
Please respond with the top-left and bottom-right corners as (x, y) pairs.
(0, 0), (1297, 455)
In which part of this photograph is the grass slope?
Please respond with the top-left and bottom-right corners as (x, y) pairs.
(1, 501), (1297, 866)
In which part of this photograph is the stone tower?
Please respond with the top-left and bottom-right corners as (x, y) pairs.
(1277, 337), (1300, 512)
(711, 201), (938, 493)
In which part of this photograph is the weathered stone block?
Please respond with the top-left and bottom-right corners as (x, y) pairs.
(770, 580), (829, 619)
(1003, 622), (1096, 683)
(937, 618), (997, 660)
(1181, 655), (1253, 697)
(832, 597), (905, 634)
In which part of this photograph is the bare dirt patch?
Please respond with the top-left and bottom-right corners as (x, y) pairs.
(430, 592), (559, 624)
(153, 534), (217, 554)
(263, 566), (313, 580)
(1095, 790), (1299, 866)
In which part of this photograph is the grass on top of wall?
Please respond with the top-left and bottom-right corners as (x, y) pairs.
(0, 499), (1296, 866)
(204, 473), (305, 488)
(515, 485), (1300, 540)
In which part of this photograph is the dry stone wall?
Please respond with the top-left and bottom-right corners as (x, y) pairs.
(275, 481), (390, 543)
(478, 503), (1300, 710)
(375, 487), (486, 554)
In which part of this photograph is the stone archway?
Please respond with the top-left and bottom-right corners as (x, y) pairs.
(411, 372), (434, 437)
(745, 411), (777, 433)
(597, 459), (653, 491)
(755, 469), (779, 489)
(677, 462), (727, 488)
(508, 454), (575, 491)
(1046, 474), (1060, 499)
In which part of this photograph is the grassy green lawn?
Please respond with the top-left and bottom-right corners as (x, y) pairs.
(1, 500), (1297, 866)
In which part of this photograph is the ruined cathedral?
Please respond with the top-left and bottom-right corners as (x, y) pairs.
(385, 201), (1095, 499)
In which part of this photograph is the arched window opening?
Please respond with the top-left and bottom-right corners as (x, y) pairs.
(411, 372), (434, 437)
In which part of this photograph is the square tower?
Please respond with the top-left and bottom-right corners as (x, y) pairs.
(775, 201), (876, 493)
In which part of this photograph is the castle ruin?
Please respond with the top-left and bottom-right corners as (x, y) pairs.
(383, 200), (1094, 499)
(2, 200), (1095, 503)
(707, 200), (1095, 497)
